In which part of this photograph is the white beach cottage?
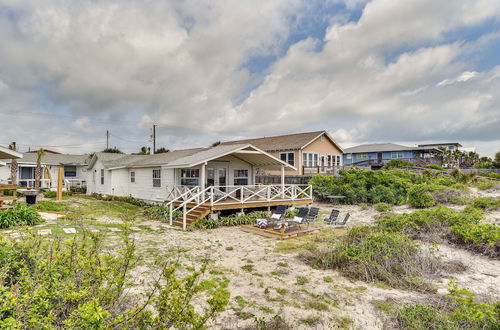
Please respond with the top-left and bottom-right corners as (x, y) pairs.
(86, 144), (313, 229)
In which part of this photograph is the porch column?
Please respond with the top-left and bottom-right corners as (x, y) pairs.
(200, 163), (206, 191)
(280, 165), (285, 198)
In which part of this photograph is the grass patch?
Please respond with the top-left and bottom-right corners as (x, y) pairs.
(295, 276), (309, 285)
(241, 264), (254, 272)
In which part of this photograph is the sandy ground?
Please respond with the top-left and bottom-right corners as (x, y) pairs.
(12, 187), (499, 329)
(125, 192), (499, 329)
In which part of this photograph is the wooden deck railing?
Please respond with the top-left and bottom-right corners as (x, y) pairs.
(165, 184), (313, 230)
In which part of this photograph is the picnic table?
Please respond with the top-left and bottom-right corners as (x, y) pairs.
(326, 195), (345, 205)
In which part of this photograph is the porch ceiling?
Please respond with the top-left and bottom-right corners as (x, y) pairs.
(0, 161), (5, 167)
(0, 146), (22, 160)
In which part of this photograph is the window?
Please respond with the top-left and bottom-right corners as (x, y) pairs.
(130, 171), (135, 183)
(100, 169), (104, 185)
(346, 154), (352, 160)
(64, 166), (77, 177)
(180, 169), (199, 186)
(152, 169), (161, 187)
(279, 152), (295, 166)
(391, 152), (405, 159)
(335, 155), (341, 166)
(357, 153), (368, 159)
(302, 152), (318, 167)
(234, 169), (249, 185)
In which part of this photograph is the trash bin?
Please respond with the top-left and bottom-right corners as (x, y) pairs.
(26, 195), (37, 205)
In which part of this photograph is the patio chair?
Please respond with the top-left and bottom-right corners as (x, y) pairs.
(335, 213), (350, 226)
(282, 207), (309, 230)
(256, 205), (287, 228)
(305, 207), (319, 223)
(324, 209), (340, 224)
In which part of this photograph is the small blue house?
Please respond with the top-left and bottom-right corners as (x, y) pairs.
(343, 143), (442, 169)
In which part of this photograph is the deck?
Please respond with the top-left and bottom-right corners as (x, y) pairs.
(166, 184), (314, 229)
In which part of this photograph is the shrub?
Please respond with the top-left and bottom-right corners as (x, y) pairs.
(305, 228), (439, 292)
(383, 159), (415, 169)
(70, 185), (87, 194)
(449, 224), (500, 257)
(407, 184), (435, 207)
(374, 203), (392, 212)
(476, 180), (495, 190)
(192, 211), (270, 229)
(90, 193), (149, 207)
(284, 208), (299, 218)
(310, 170), (417, 204)
(375, 206), (482, 240)
(144, 205), (182, 223)
(44, 191), (73, 198)
(394, 283), (500, 329)
(423, 164), (445, 170)
(0, 233), (229, 328)
(471, 197), (500, 210)
(0, 203), (42, 228)
(479, 172), (500, 179)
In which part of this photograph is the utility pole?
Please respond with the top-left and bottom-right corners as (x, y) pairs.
(152, 124), (156, 154)
(106, 130), (109, 149)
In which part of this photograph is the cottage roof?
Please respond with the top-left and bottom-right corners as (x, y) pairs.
(0, 145), (23, 160)
(7, 152), (90, 165)
(220, 130), (343, 152)
(344, 143), (440, 153)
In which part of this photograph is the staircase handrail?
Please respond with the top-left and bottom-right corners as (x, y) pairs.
(169, 186), (212, 228)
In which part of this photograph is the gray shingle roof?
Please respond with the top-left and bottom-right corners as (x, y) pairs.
(344, 143), (440, 153)
(2, 152), (89, 165)
(220, 131), (328, 151)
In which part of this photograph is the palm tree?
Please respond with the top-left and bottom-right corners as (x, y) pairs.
(34, 148), (45, 189)
(8, 142), (17, 185)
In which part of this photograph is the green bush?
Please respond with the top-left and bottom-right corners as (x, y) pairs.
(90, 193), (149, 207)
(449, 224), (500, 257)
(375, 206), (483, 244)
(44, 191), (73, 198)
(476, 180), (495, 190)
(407, 184), (436, 207)
(310, 170), (418, 204)
(479, 172), (500, 179)
(374, 203), (392, 212)
(471, 197), (500, 210)
(0, 203), (42, 228)
(284, 208), (299, 218)
(0, 233), (229, 329)
(144, 205), (182, 222)
(383, 159), (415, 169)
(394, 283), (500, 329)
(69, 185), (87, 194)
(423, 164), (445, 170)
(192, 211), (270, 229)
(305, 228), (438, 292)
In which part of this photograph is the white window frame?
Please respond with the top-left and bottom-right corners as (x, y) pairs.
(302, 152), (319, 167)
(152, 169), (161, 188)
(346, 154), (352, 160)
(180, 168), (199, 186)
(279, 152), (295, 166)
(130, 171), (135, 183)
(391, 152), (405, 159)
(234, 169), (249, 185)
(357, 153), (368, 159)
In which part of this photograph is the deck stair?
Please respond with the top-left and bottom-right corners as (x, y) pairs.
(172, 205), (211, 228)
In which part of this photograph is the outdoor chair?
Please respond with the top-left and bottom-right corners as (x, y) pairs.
(305, 207), (319, 223)
(256, 205), (287, 228)
(324, 209), (340, 224)
(281, 207), (309, 230)
(335, 213), (350, 226)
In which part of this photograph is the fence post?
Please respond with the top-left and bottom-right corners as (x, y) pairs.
(183, 204), (187, 230)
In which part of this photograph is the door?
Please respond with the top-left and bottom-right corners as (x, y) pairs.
(217, 168), (227, 192)
(377, 152), (383, 164)
(206, 166), (228, 191)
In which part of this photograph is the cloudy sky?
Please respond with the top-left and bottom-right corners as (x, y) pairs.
(0, 0), (499, 156)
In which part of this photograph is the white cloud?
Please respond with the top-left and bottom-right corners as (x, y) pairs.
(0, 0), (499, 156)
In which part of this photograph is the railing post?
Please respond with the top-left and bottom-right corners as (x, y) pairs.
(267, 186), (270, 201)
(210, 186), (214, 207)
(183, 204), (187, 231)
(169, 204), (173, 226)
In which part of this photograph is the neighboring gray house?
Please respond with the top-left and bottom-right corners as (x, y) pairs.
(418, 142), (463, 151)
(343, 143), (442, 169)
(0, 153), (89, 189)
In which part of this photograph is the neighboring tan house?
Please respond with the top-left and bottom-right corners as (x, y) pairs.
(220, 131), (343, 175)
(343, 143), (442, 169)
(0, 153), (89, 189)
